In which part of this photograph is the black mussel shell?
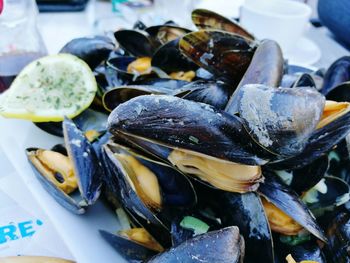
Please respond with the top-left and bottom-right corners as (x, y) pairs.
(192, 9), (255, 40)
(152, 38), (198, 73)
(63, 117), (103, 205)
(321, 56), (350, 95)
(291, 73), (317, 88)
(104, 142), (196, 208)
(179, 30), (256, 85)
(325, 81), (350, 102)
(180, 80), (230, 110)
(26, 118), (103, 214)
(107, 95), (269, 165)
(147, 226), (244, 263)
(225, 39), (284, 114)
(102, 142), (196, 246)
(100, 230), (158, 262)
(325, 211), (350, 263)
(102, 144), (171, 247)
(114, 29), (155, 57)
(34, 121), (63, 137)
(238, 84), (325, 157)
(102, 85), (173, 112)
(269, 109), (350, 170)
(258, 175), (327, 242)
(60, 36), (114, 69)
(34, 109), (107, 138)
(51, 144), (68, 156)
(212, 191), (274, 263)
(265, 154), (328, 194)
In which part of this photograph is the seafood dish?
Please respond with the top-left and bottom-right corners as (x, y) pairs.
(2, 8), (350, 263)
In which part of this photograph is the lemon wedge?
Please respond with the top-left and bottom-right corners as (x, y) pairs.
(0, 54), (97, 122)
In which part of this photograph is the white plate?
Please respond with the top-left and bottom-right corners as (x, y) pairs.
(0, 117), (126, 263)
(284, 37), (321, 66)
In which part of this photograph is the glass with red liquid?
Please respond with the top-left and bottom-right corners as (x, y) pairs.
(0, 0), (47, 93)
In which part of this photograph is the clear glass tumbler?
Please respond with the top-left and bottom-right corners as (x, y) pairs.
(0, 0), (47, 92)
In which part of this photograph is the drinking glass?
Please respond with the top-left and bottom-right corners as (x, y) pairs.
(0, 0), (47, 92)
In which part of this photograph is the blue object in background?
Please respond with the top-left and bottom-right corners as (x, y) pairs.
(318, 0), (350, 48)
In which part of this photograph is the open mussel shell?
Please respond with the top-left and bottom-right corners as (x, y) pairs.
(325, 211), (350, 262)
(100, 230), (158, 262)
(238, 84), (325, 157)
(104, 142), (196, 208)
(225, 39), (283, 114)
(146, 25), (191, 45)
(180, 80), (230, 110)
(179, 30), (256, 85)
(34, 108), (108, 137)
(269, 107), (350, 170)
(106, 56), (155, 85)
(59, 36), (114, 69)
(265, 155), (329, 195)
(302, 176), (350, 217)
(34, 121), (64, 137)
(102, 85), (174, 112)
(151, 38), (198, 73)
(258, 175), (327, 242)
(62, 117), (103, 204)
(192, 9), (255, 40)
(321, 56), (350, 95)
(102, 80), (208, 112)
(114, 29), (155, 57)
(26, 119), (103, 214)
(102, 144), (171, 247)
(209, 191), (274, 263)
(147, 226), (245, 263)
(102, 141), (196, 246)
(99, 204), (164, 262)
(107, 95), (269, 166)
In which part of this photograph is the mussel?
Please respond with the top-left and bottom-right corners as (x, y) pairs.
(102, 140), (196, 247)
(321, 56), (350, 96)
(191, 9), (255, 40)
(60, 36), (115, 69)
(107, 95), (268, 193)
(225, 39), (284, 114)
(147, 226), (245, 263)
(238, 84), (325, 157)
(179, 30), (257, 86)
(325, 211), (350, 262)
(100, 207), (164, 262)
(26, 118), (103, 214)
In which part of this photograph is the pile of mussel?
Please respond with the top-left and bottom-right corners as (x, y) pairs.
(25, 9), (350, 263)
